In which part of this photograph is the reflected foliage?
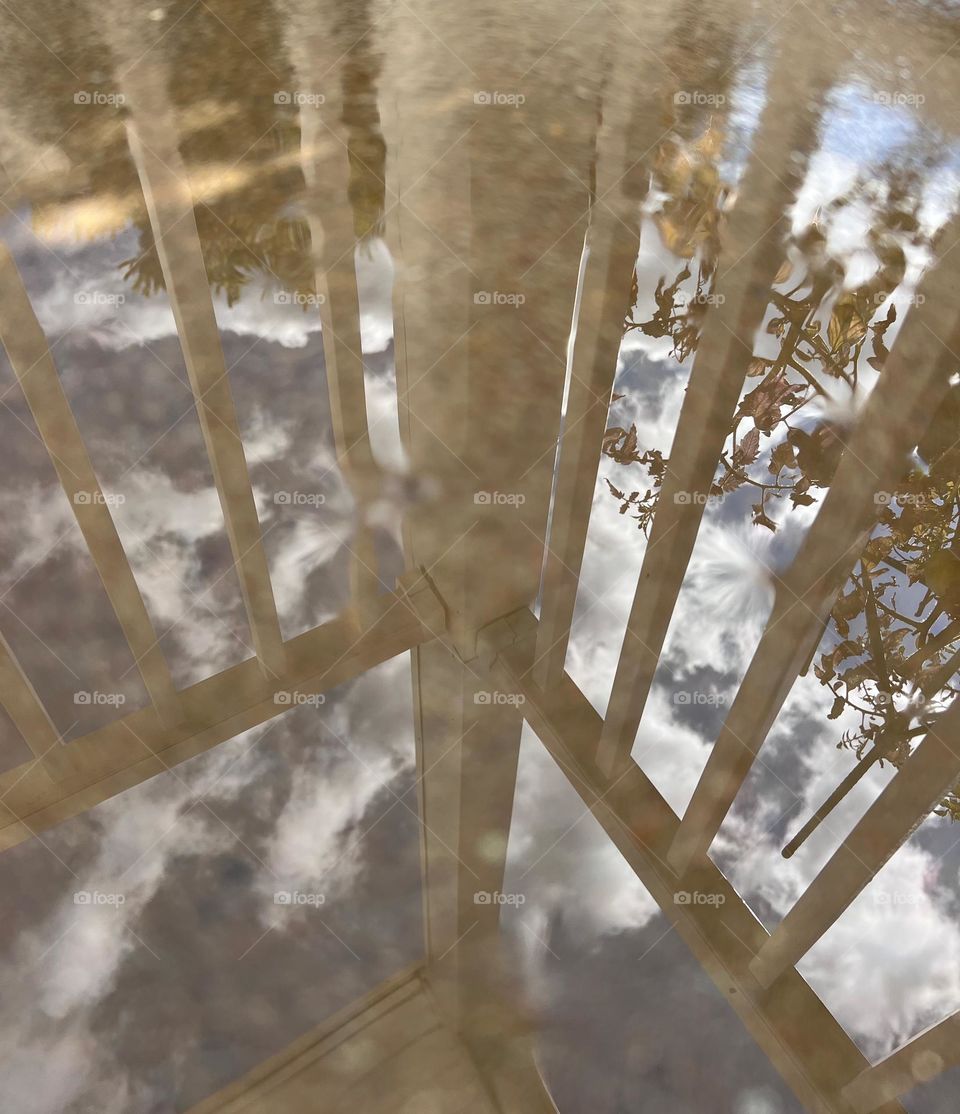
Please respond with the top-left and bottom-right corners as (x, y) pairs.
(0, 0), (384, 307)
(607, 141), (960, 816)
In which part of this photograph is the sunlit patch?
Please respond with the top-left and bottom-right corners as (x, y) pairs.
(691, 520), (777, 630)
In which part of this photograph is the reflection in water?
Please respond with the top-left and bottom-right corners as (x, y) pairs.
(0, 0), (958, 1111)
(606, 159), (960, 800)
(0, 653), (421, 1111)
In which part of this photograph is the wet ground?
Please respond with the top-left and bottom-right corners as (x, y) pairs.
(0, 1), (959, 1111)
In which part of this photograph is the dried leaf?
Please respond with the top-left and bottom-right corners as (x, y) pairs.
(834, 588), (864, 623)
(603, 426), (626, 452)
(827, 292), (868, 354)
(840, 661), (877, 688)
(737, 427), (761, 467)
(719, 468), (746, 494)
(751, 503), (777, 532)
(746, 357), (773, 378)
(769, 440), (798, 476)
(867, 303), (896, 371)
(833, 639), (862, 664)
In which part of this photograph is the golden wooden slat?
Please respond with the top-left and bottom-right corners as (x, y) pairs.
(487, 607), (907, 1114)
(112, 37), (287, 679)
(750, 698), (960, 989)
(596, 32), (828, 776)
(0, 586), (435, 851)
(532, 5), (672, 690)
(841, 1010), (960, 1112)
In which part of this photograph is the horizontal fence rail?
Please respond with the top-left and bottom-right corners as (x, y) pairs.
(0, 579), (439, 852)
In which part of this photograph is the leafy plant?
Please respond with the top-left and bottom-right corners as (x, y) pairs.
(606, 148), (960, 819)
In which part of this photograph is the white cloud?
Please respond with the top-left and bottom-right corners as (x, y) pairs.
(258, 654), (416, 915)
(503, 725), (660, 992)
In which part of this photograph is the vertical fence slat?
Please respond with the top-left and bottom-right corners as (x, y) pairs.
(114, 44), (287, 679)
(532, 15), (668, 690)
(0, 244), (182, 725)
(596, 37), (826, 775)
